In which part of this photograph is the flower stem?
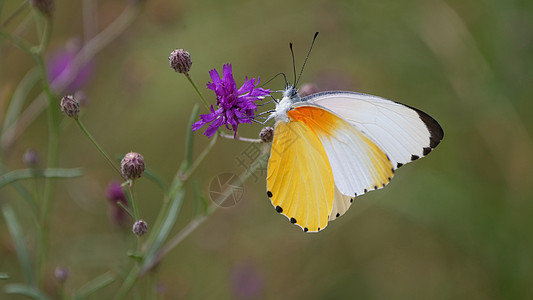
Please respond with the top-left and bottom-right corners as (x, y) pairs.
(1, 1), (30, 27)
(75, 118), (123, 179)
(127, 183), (139, 220)
(181, 133), (218, 182)
(35, 54), (60, 289)
(141, 147), (270, 274)
(185, 74), (209, 109)
(219, 132), (262, 143)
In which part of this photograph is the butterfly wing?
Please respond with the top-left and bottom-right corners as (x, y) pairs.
(304, 91), (444, 169)
(290, 104), (395, 198)
(267, 104), (395, 230)
(267, 120), (335, 232)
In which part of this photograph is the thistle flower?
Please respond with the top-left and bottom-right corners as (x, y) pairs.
(23, 149), (39, 168)
(47, 42), (93, 93)
(192, 64), (270, 138)
(169, 49), (192, 74)
(60, 95), (80, 118)
(259, 127), (274, 143)
(54, 267), (69, 282)
(121, 152), (145, 180)
(132, 220), (148, 236)
(106, 181), (129, 226)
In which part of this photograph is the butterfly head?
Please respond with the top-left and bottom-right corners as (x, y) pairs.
(267, 85), (301, 123)
(283, 85), (301, 103)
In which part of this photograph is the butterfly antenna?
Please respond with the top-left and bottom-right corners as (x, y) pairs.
(262, 72), (288, 88)
(295, 31), (319, 87)
(290, 42), (297, 86)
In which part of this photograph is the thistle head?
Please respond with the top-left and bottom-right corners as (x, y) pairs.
(121, 152), (145, 180)
(132, 220), (148, 236)
(169, 49), (192, 74)
(60, 95), (80, 119)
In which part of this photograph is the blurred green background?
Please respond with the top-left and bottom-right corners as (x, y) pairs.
(1, 0), (533, 299)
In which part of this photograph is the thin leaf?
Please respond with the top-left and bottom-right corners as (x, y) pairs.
(143, 169), (168, 191)
(2, 205), (35, 285)
(192, 179), (208, 217)
(0, 168), (83, 189)
(1, 67), (40, 135)
(184, 104), (200, 170)
(140, 185), (185, 273)
(4, 284), (50, 300)
(74, 272), (115, 300)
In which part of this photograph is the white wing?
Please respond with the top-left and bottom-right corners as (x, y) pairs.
(304, 91), (444, 169)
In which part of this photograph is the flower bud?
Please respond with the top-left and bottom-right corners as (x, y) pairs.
(54, 267), (69, 282)
(60, 95), (80, 118)
(121, 152), (145, 180)
(132, 220), (148, 236)
(30, 0), (54, 17)
(259, 127), (274, 143)
(169, 49), (192, 74)
(23, 149), (39, 168)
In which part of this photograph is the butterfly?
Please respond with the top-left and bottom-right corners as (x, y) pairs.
(265, 84), (444, 233)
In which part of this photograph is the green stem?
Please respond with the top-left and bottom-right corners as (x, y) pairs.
(36, 13), (51, 55)
(143, 148), (270, 273)
(127, 183), (139, 220)
(113, 265), (139, 300)
(75, 119), (123, 178)
(35, 54), (60, 288)
(181, 134), (218, 183)
(116, 201), (134, 219)
(185, 74), (209, 109)
(0, 27), (34, 56)
(1, 0), (29, 27)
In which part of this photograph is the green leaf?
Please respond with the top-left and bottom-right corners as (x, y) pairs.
(2, 206), (35, 285)
(5, 284), (50, 300)
(126, 251), (144, 262)
(1, 67), (40, 137)
(0, 168), (83, 189)
(143, 169), (168, 191)
(74, 272), (115, 300)
(140, 184), (185, 274)
(184, 104), (200, 170)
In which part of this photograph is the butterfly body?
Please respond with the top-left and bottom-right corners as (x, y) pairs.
(266, 86), (443, 232)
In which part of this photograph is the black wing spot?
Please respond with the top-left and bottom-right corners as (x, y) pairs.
(423, 147), (432, 156)
(364, 189), (368, 193)
(304, 227), (308, 232)
(290, 217), (297, 224)
(382, 183), (386, 188)
(267, 191), (273, 198)
(317, 227), (320, 231)
(412, 105), (444, 148)
(411, 155), (419, 161)
(336, 213), (340, 217)
(391, 168), (395, 174)
(374, 185), (378, 190)
(350, 198), (353, 203)
(354, 192), (357, 197)
(275, 206), (283, 213)
(397, 162), (403, 168)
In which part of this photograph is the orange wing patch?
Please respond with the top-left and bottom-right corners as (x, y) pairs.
(290, 104), (394, 198)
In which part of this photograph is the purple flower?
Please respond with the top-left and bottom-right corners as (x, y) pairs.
(47, 42), (93, 93)
(231, 263), (264, 299)
(192, 64), (270, 138)
(106, 181), (130, 226)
